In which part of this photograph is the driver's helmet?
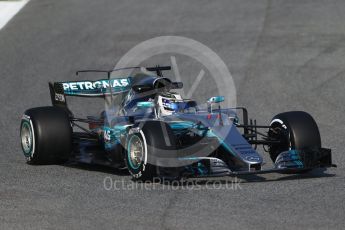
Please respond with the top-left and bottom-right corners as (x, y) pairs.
(156, 92), (197, 116)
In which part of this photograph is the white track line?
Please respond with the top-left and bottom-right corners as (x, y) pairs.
(0, 0), (29, 30)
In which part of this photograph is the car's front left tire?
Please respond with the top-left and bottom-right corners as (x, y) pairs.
(268, 111), (321, 173)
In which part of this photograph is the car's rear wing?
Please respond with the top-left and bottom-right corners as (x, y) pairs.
(49, 78), (130, 110)
(58, 78), (131, 97)
(49, 66), (172, 111)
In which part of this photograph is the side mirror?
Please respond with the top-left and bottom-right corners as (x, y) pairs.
(207, 96), (224, 113)
(207, 96), (224, 104)
(137, 101), (155, 109)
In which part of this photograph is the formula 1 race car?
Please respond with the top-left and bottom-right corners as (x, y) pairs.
(20, 66), (335, 180)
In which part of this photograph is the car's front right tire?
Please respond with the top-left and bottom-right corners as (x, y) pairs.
(125, 121), (178, 181)
(125, 130), (156, 181)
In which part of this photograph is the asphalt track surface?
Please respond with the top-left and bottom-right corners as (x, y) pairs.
(0, 1), (344, 229)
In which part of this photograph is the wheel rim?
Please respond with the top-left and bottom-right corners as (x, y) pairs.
(268, 122), (290, 161)
(21, 121), (33, 156)
(127, 135), (144, 170)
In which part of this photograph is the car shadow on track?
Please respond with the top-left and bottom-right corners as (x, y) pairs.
(236, 168), (336, 184)
(151, 168), (336, 187)
(184, 168), (336, 185)
(61, 162), (335, 185)
(63, 162), (130, 176)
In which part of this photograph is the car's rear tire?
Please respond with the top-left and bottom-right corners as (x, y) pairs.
(268, 111), (321, 171)
(125, 121), (177, 181)
(20, 106), (72, 164)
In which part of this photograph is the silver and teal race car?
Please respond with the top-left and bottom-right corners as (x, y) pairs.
(20, 66), (335, 180)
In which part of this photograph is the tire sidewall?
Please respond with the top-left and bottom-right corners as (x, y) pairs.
(20, 115), (36, 161)
(20, 107), (72, 164)
(270, 119), (292, 147)
(125, 121), (177, 180)
(269, 111), (321, 164)
(125, 129), (149, 179)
